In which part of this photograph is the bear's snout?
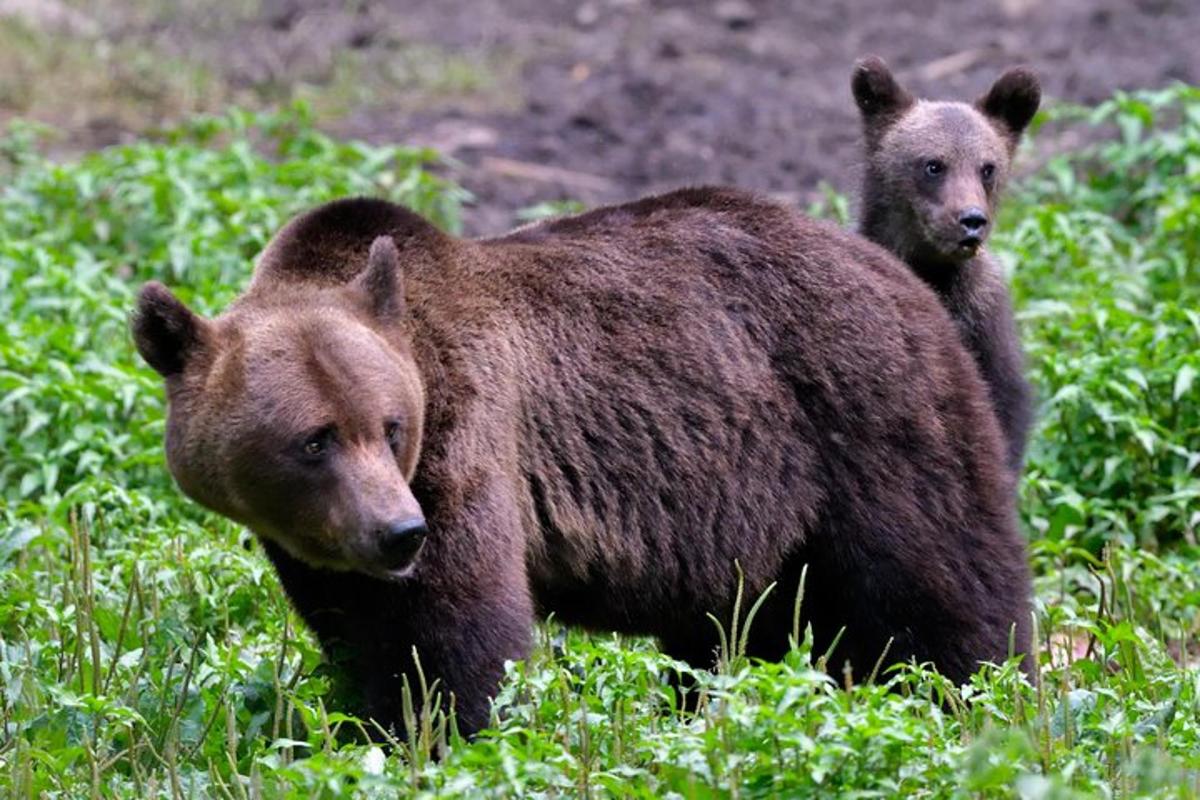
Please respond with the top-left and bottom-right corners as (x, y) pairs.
(374, 516), (428, 571)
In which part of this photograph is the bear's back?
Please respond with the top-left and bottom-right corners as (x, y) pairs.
(468, 189), (1015, 655)
(482, 187), (959, 434)
(488, 186), (928, 325)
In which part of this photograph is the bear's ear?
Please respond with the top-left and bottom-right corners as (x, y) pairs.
(852, 56), (915, 131)
(355, 235), (405, 323)
(977, 67), (1041, 142)
(132, 282), (211, 378)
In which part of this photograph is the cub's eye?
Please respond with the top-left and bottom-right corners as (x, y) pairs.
(303, 439), (326, 457)
(981, 163), (996, 181)
(384, 420), (402, 446)
(923, 160), (945, 177)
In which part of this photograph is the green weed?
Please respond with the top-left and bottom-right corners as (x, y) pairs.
(0, 89), (1198, 797)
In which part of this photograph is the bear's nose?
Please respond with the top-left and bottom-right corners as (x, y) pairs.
(958, 208), (989, 236)
(375, 517), (427, 570)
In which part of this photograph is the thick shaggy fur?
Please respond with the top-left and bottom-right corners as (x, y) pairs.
(133, 187), (1031, 737)
(853, 56), (1038, 477)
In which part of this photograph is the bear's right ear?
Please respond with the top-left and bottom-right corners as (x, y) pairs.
(977, 66), (1041, 143)
(132, 282), (210, 378)
(355, 235), (406, 324)
(852, 56), (915, 131)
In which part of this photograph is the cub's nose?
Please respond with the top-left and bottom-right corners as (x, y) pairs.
(375, 517), (428, 570)
(958, 208), (989, 236)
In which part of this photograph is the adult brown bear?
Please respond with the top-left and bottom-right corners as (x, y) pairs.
(132, 187), (1031, 737)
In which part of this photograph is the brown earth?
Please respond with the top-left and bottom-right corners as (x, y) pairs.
(2, 0), (1197, 234)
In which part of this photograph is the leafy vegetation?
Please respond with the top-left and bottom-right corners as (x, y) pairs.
(1, 88), (1198, 797)
(1011, 87), (1200, 554)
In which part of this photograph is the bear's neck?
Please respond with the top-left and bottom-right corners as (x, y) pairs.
(905, 250), (978, 299)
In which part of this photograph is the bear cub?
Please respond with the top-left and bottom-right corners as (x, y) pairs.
(852, 56), (1039, 479)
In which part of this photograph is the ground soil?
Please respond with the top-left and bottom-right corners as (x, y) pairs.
(3, 0), (1198, 234)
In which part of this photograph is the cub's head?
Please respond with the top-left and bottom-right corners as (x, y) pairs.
(134, 215), (431, 581)
(852, 55), (1041, 266)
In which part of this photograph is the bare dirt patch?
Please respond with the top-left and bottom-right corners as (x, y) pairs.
(3, 0), (1197, 234)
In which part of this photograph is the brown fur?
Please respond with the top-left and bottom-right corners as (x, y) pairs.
(133, 187), (1032, 737)
(852, 56), (1038, 477)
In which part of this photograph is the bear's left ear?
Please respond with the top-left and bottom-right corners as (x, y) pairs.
(977, 67), (1041, 143)
(355, 235), (405, 323)
(852, 56), (915, 133)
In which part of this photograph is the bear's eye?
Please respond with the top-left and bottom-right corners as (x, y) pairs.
(923, 160), (945, 177)
(384, 420), (402, 446)
(981, 163), (996, 181)
(298, 425), (334, 461)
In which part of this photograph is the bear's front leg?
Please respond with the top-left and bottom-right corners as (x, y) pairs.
(261, 473), (533, 739)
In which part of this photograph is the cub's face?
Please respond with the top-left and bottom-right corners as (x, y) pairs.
(852, 56), (1041, 266)
(134, 236), (429, 580)
(875, 102), (1011, 263)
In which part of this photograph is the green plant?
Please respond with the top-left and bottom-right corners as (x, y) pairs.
(0, 88), (1198, 797)
(1003, 84), (1200, 553)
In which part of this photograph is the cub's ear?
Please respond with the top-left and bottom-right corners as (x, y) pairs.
(356, 235), (405, 323)
(977, 66), (1041, 141)
(132, 282), (210, 378)
(852, 56), (915, 128)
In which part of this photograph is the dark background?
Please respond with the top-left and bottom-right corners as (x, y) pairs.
(2, 0), (1196, 233)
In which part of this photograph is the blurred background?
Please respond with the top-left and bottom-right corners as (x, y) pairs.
(2, 0), (1197, 234)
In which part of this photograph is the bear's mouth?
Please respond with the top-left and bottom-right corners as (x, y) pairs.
(359, 539), (425, 582)
(362, 562), (419, 583)
(957, 235), (983, 253)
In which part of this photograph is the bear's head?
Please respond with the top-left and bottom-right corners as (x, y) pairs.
(852, 56), (1041, 268)
(133, 203), (433, 581)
